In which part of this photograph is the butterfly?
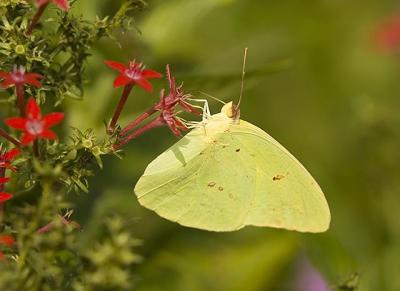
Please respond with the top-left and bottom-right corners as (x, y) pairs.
(134, 98), (330, 232)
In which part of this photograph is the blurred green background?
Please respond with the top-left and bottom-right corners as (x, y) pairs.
(66, 0), (400, 290)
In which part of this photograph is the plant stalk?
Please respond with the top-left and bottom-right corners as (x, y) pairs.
(0, 128), (21, 147)
(114, 117), (163, 150)
(108, 84), (133, 134)
(119, 107), (157, 137)
(15, 84), (25, 117)
(26, 2), (49, 36)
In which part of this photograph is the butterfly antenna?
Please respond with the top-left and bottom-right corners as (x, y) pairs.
(194, 91), (226, 105)
(237, 47), (248, 108)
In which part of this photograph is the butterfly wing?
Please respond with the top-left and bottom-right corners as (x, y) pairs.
(134, 118), (330, 232)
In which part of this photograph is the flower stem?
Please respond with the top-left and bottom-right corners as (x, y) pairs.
(119, 107), (157, 137)
(0, 128), (21, 147)
(26, 2), (49, 36)
(114, 117), (163, 150)
(33, 140), (39, 158)
(15, 84), (25, 117)
(0, 167), (5, 222)
(37, 215), (80, 234)
(108, 84), (133, 134)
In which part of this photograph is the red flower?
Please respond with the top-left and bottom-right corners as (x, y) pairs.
(0, 193), (12, 203)
(0, 235), (14, 247)
(119, 65), (199, 138)
(5, 97), (64, 145)
(115, 68), (199, 149)
(0, 148), (20, 172)
(0, 66), (43, 89)
(156, 64), (200, 115)
(375, 13), (400, 52)
(105, 60), (162, 91)
(0, 177), (10, 184)
(36, 0), (70, 11)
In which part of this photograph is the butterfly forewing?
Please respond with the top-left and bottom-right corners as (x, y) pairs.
(134, 116), (330, 232)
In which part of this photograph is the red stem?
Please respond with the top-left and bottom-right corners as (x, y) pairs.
(15, 84), (25, 117)
(0, 128), (21, 147)
(37, 215), (81, 234)
(119, 107), (157, 137)
(108, 84), (133, 134)
(0, 167), (5, 219)
(26, 3), (49, 36)
(114, 117), (163, 150)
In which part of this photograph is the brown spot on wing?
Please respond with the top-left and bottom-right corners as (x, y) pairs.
(272, 174), (285, 181)
(208, 182), (216, 187)
(235, 148), (240, 152)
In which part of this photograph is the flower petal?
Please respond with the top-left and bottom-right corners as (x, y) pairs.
(25, 74), (43, 88)
(53, 0), (69, 11)
(114, 75), (132, 88)
(43, 112), (64, 127)
(0, 193), (12, 203)
(5, 117), (27, 130)
(3, 149), (20, 161)
(0, 178), (10, 184)
(0, 78), (15, 88)
(26, 97), (41, 119)
(0, 235), (15, 247)
(0, 72), (10, 79)
(40, 129), (57, 140)
(142, 69), (162, 79)
(21, 133), (35, 145)
(0, 163), (17, 172)
(179, 101), (201, 115)
(135, 77), (153, 92)
(105, 60), (127, 73)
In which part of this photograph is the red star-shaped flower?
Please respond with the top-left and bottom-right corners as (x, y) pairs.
(5, 97), (64, 145)
(105, 60), (162, 91)
(0, 148), (20, 172)
(0, 66), (43, 89)
(36, 0), (70, 11)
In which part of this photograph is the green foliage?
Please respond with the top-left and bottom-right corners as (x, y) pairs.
(0, 0), (145, 105)
(74, 217), (142, 291)
(0, 1), (145, 290)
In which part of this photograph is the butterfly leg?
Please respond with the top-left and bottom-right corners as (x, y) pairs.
(187, 98), (211, 121)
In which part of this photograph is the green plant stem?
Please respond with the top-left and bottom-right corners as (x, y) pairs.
(33, 140), (39, 158)
(107, 84), (133, 134)
(26, 2), (49, 36)
(18, 180), (52, 270)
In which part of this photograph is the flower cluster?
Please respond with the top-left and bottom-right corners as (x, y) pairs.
(0, 146), (20, 203)
(105, 59), (163, 133)
(104, 61), (200, 149)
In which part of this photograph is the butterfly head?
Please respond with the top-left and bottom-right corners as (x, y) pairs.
(221, 101), (240, 122)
